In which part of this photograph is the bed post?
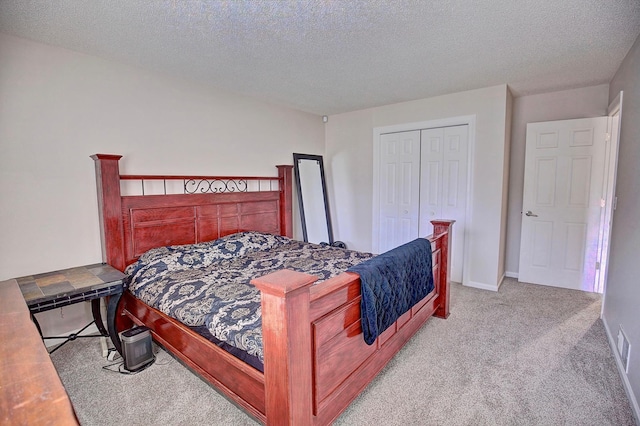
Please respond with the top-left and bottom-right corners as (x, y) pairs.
(91, 154), (126, 272)
(277, 165), (293, 238)
(431, 220), (454, 319)
(251, 269), (317, 425)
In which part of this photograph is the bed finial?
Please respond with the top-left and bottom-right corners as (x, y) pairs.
(277, 165), (294, 238)
(430, 219), (454, 319)
(252, 269), (316, 425)
(91, 154), (126, 271)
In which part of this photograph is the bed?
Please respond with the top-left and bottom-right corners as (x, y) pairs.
(92, 154), (453, 425)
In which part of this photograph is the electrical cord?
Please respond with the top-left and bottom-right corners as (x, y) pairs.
(101, 355), (156, 375)
(101, 342), (170, 375)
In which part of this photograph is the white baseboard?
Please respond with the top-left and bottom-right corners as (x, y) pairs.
(505, 271), (519, 279)
(602, 316), (640, 424)
(464, 280), (500, 292)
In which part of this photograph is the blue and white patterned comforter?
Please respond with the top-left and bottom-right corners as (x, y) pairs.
(125, 232), (374, 362)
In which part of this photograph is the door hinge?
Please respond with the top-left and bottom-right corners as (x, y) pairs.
(596, 261), (601, 270)
(600, 198), (605, 208)
(613, 197), (618, 210)
(605, 133), (611, 142)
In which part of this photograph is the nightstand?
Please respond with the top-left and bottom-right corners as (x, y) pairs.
(16, 263), (125, 354)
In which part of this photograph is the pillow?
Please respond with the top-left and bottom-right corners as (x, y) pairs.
(125, 231), (291, 277)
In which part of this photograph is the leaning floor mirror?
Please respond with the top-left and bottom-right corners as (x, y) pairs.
(293, 153), (345, 248)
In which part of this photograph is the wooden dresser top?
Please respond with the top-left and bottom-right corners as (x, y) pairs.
(0, 278), (78, 425)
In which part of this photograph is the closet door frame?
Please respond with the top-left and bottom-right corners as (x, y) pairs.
(372, 115), (476, 287)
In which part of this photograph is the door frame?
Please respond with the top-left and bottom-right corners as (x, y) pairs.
(598, 91), (623, 298)
(372, 115), (476, 286)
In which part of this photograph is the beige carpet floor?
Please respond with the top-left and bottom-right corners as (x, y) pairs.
(51, 279), (636, 425)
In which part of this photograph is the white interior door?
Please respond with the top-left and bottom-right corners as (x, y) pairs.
(518, 117), (607, 291)
(378, 131), (421, 253)
(419, 125), (468, 283)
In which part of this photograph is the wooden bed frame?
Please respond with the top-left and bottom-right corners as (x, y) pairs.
(92, 154), (453, 425)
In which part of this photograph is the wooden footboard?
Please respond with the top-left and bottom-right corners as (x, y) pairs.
(253, 220), (453, 425)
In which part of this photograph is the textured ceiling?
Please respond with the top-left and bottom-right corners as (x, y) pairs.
(1, 1), (639, 115)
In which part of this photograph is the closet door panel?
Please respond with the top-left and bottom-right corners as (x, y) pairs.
(420, 126), (468, 283)
(378, 131), (421, 253)
(419, 128), (445, 234)
(442, 126), (469, 283)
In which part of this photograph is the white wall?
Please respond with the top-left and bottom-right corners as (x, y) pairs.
(603, 33), (640, 420)
(325, 85), (511, 290)
(504, 85), (610, 276)
(0, 33), (324, 335)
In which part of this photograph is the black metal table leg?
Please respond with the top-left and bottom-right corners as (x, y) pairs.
(91, 298), (108, 336)
(106, 292), (123, 356)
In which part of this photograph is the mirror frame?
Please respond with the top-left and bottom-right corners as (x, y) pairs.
(293, 153), (334, 245)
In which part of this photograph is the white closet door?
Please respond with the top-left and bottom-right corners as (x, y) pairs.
(419, 125), (468, 283)
(378, 131), (421, 253)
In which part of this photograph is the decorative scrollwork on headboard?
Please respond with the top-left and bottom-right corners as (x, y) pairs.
(184, 179), (249, 194)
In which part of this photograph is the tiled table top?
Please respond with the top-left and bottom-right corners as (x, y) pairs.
(16, 263), (125, 311)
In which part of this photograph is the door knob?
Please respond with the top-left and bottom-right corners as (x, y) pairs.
(525, 210), (538, 217)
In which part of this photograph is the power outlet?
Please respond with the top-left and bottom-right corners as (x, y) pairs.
(617, 326), (631, 374)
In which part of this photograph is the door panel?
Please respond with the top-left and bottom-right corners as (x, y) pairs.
(518, 117), (607, 291)
(420, 125), (468, 283)
(534, 157), (556, 205)
(568, 157), (591, 206)
(378, 131), (421, 253)
(420, 130), (443, 220)
(564, 222), (587, 271)
(531, 221), (553, 267)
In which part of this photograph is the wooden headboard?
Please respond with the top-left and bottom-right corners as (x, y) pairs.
(92, 154), (293, 272)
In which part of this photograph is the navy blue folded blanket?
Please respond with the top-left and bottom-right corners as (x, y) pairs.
(347, 238), (434, 345)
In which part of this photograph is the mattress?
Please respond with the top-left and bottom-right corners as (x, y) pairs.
(125, 231), (374, 364)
